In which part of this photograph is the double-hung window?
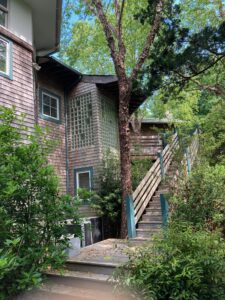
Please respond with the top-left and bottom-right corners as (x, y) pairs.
(74, 167), (93, 195)
(0, 36), (11, 78)
(40, 89), (61, 122)
(0, 0), (8, 27)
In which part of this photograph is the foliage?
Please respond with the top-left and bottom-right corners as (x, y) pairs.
(60, 0), (150, 74)
(115, 224), (225, 300)
(201, 101), (225, 165)
(131, 158), (153, 190)
(0, 106), (81, 299)
(91, 150), (122, 223)
(170, 163), (225, 235)
(179, 0), (225, 32)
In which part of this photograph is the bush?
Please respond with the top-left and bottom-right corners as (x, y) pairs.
(115, 224), (225, 300)
(91, 150), (122, 237)
(170, 163), (225, 235)
(131, 158), (153, 190)
(0, 107), (81, 299)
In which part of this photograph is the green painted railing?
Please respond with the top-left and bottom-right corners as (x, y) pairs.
(160, 194), (169, 228)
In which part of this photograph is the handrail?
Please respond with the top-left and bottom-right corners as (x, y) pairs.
(126, 129), (199, 238)
(132, 132), (179, 224)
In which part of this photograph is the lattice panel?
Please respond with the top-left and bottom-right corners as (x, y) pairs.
(101, 95), (119, 150)
(70, 93), (94, 149)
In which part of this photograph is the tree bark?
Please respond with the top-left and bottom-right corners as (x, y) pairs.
(118, 78), (132, 238)
(89, 0), (164, 238)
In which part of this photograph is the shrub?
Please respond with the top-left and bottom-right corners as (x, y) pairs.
(115, 224), (225, 300)
(131, 158), (153, 190)
(91, 150), (122, 237)
(0, 107), (81, 299)
(170, 163), (225, 235)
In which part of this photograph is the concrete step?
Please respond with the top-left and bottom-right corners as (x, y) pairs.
(142, 214), (162, 222)
(138, 221), (162, 230)
(65, 260), (118, 276)
(46, 269), (111, 284)
(37, 271), (130, 300)
(136, 228), (161, 238)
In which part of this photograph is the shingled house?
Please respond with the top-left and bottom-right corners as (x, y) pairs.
(1, 0), (146, 243)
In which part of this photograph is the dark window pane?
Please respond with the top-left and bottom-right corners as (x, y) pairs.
(43, 105), (50, 116)
(0, 39), (6, 73)
(0, 10), (6, 26)
(51, 107), (57, 118)
(78, 172), (90, 190)
(0, 0), (7, 8)
(50, 97), (57, 109)
(43, 94), (50, 106)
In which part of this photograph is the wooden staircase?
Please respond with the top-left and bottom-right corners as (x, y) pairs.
(126, 129), (199, 240)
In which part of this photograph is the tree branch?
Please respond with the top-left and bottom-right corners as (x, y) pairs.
(190, 79), (225, 99)
(176, 54), (225, 81)
(90, 0), (120, 68)
(130, 0), (164, 81)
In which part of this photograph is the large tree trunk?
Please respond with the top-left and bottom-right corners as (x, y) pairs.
(118, 78), (132, 238)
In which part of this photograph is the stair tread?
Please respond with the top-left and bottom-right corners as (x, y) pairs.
(46, 269), (110, 282)
(66, 260), (119, 268)
(139, 221), (162, 224)
(136, 228), (161, 232)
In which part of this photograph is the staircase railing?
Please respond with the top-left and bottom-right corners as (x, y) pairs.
(160, 129), (199, 227)
(126, 132), (179, 238)
(126, 128), (199, 238)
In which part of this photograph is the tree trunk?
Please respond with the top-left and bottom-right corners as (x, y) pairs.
(118, 78), (132, 238)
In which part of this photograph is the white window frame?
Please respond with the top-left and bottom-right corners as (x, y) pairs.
(41, 91), (60, 121)
(0, 36), (11, 78)
(0, 0), (8, 28)
(76, 170), (91, 195)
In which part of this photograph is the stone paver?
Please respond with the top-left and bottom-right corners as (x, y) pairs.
(15, 239), (146, 300)
(67, 238), (137, 264)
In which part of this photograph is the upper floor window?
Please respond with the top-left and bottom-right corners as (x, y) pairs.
(39, 89), (61, 123)
(0, 0), (8, 27)
(0, 36), (12, 79)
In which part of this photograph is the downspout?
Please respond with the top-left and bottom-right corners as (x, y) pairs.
(64, 75), (82, 194)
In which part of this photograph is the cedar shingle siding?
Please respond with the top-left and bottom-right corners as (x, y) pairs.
(0, 42), (35, 130)
(68, 82), (103, 195)
(37, 73), (67, 194)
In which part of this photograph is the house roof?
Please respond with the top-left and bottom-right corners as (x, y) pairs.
(38, 59), (147, 113)
(24, 0), (62, 56)
(38, 57), (82, 87)
(82, 75), (147, 114)
(140, 118), (171, 125)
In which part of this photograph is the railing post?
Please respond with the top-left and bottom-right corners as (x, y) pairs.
(158, 151), (165, 178)
(162, 133), (168, 149)
(160, 194), (169, 228)
(185, 147), (191, 175)
(125, 194), (136, 238)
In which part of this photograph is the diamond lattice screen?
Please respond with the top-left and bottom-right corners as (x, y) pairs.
(70, 93), (94, 149)
(101, 95), (119, 150)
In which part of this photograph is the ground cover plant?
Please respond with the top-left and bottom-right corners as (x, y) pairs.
(0, 106), (81, 299)
(115, 224), (225, 300)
